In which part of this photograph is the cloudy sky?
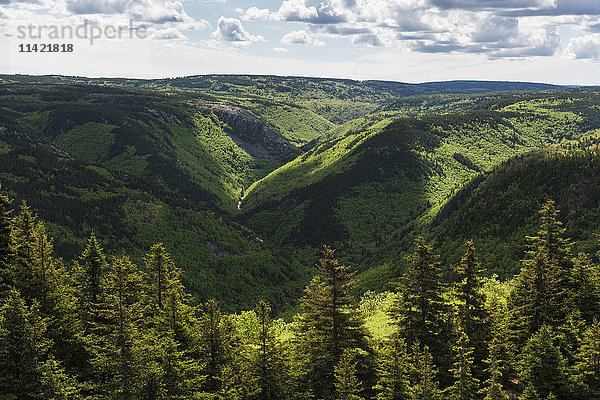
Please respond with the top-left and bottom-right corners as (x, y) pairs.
(1, 0), (600, 83)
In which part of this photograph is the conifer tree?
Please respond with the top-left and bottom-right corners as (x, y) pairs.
(91, 256), (144, 398)
(0, 289), (76, 398)
(408, 342), (442, 400)
(141, 246), (205, 398)
(10, 202), (38, 301)
(295, 245), (372, 400)
(0, 289), (48, 397)
(479, 337), (508, 400)
(31, 222), (87, 374)
(518, 325), (569, 399)
(508, 251), (561, 348)
(373, 336), (410, 400)
(39, 356), (80, 399)
(145, 243), (172, 312)
(254, 299), (285, 400)
(573, 320), (600, 399)
(510, 200), (573, 341)
(335, 349), (363, 400)
(527, 200), (571, 274)
(453, 240), (491, 378)
(0, 187), (13, 294)
(446, 324), (479, 400)
(391, 237), (450, 384)
(569, 253), (600, 325)
(199, 299), (231, 393)
(75, 233), (108, 328)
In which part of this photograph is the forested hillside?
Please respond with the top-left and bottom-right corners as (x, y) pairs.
(0, 187), (598, 400)
(0, 75), (560, 146)
(1, 75), (599, 313)
(242, 89), (600, 282)
(0, 84), (308, 310)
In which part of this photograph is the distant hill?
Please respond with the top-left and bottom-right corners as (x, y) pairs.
(0, 74), (588, 310)
(427, 138), (600, 280)
(0, 83), (308, 311)
(0, 74), (562, 144)
(241, 88), (600, 282)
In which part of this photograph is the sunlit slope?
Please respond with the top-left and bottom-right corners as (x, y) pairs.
(241, 89), (600, 271)
(0, 75), (562, 145)
(427, 137), (600, 279)
(0, 84), (300, 212)
(0, 135), (308, 311)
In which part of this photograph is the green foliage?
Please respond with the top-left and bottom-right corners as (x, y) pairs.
(479, 337), (508, 400)
(453, 241), (491, 378)
(3, 77), (600, 400)
(390, 237), (451, 383)
(294, 246), (373, 400)
(243, 89), (600, 288)
(0, 184), (597, 400)
(373, 336), (410, 400)
(253, 300), (286, 400)
(572, 320), (600, 399)
(335, 349), (364, 400)
(507, 201), (572, 348)
(517, 325), (570, 399)
(408, 343), (442, 400)
(446, 325), (479, 400)
(0, 289), (76, 399)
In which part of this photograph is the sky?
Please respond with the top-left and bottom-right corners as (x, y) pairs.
(1, 0), (600, 84)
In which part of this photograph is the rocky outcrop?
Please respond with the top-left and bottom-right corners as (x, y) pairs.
(198, 104), (300, 161)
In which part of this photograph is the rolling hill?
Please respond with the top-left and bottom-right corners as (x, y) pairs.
(241, 88), (600, 280)
(0, 74), (592, 311)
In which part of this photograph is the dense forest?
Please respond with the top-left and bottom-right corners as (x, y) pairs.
(1, 185), (598, 399)
(1, 76), (599, 399)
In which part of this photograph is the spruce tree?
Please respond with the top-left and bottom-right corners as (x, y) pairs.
(373, 336), (410, 400)
(91, 256), (144, 398)
(408, 342), (442, 400)
(0, 289), (76, 398)
(254, 299), (285, 400)
(9, 202), (38, 302)
(510, 200), (573, 342)
(32, 222), (87, 374)
(199, 299), (231, 393)
(0, 187), (13, 294)
(0, 289), (48, 397)
(143, 247), (204, 398)
(573, 320), (600, 399)
(75, 232), (108, 328)
(508, 251), (561, 348)
(569, 253), (600, 325)
(145, 243), (172, 311)
(453, 240), (491, 378)
(335, 349), (363, 400)
(391, 237), (450, 385)
(518, 325), (569, 399)
(479, 337), (508, 400)
(527, 200), (571, 274)
(295, 245), (372, 400)
(446, 325), (479, 400)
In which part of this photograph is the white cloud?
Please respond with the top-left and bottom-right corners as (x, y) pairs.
(63, 0), (206, 26)
(567, 33), (600, 59)
(277, 0), (318, 22)
(150, 26), (186, 39)
(212, 16), (265, 43)
(281, 29), (312, 44)
(273, 46), (289, 52)
(313, 38), (326, 46)
(237, 6), (271, 21)
(472, 16), (518, 43)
